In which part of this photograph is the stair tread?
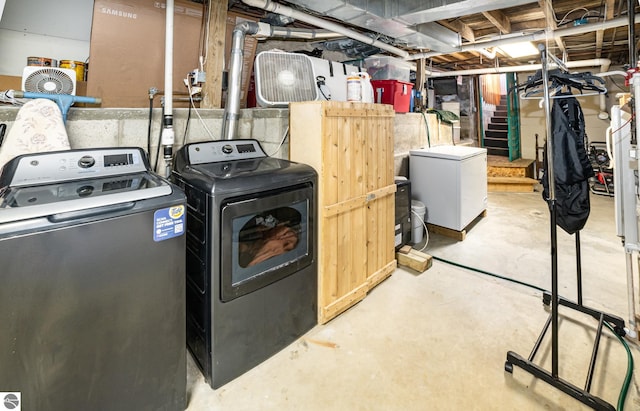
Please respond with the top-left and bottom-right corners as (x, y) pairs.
(487, 157), (535, 168)
(488, 176), (538, 183)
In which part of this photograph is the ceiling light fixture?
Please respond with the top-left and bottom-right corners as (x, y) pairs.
(498, 41), (539, 58)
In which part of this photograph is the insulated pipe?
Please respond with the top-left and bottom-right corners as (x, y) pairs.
(593, 71), (628, 116)
(161, 0), (175, 177)
(426, 58), (611, 77)
(630, 0), (637, 67)
(241, 0), (410, 59)
(410, 14), (640, 61)
(477, 48), (497, 60)
(267, 26), (344, 40)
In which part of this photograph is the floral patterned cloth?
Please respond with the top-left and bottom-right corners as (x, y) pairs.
(0, 99), (71, 171)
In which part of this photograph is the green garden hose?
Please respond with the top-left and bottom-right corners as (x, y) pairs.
(420, 110), (431, 147)
(431, 255), (635, 410)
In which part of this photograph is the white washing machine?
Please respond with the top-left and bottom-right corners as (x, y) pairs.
(410, 145), (487, 231)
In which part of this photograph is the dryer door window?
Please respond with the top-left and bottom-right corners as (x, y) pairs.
(220, 184), (314, 302)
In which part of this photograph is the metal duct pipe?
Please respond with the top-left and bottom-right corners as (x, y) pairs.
(242, 0), (410, 58)
(410, 14), (640, 60)
(222, 21), (338, 140)
(221, 21), (260, 141)
(426, 58), (611, 77)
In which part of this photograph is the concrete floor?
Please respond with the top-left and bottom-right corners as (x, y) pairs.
(185, 191), (640, 411)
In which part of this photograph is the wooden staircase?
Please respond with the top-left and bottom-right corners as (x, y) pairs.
(487, 155), (539, 192)
(484, 96), (509, 157)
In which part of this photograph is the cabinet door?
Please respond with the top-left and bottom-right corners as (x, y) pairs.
(366, 187), (397, 288)
(319, 202), (368, 323)
(289, 101), (396, 324)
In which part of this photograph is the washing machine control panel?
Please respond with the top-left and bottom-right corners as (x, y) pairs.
(187, 140), (266, 165)
(2, 148), (149, 187)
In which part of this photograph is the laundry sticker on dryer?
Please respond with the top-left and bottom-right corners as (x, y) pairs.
(153, 205), (186, 242)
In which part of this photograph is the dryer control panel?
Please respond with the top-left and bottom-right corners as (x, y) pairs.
(186, 139), (266, 165)
(1, 148), (149, 188)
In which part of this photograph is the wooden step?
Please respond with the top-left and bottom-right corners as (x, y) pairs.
(487, 156), (535, 178)
(486, 147), (509, 156)
(485, 130), (508, 139)
(484, 137), (509, 149)
(488, 123), (508, 130)
(488, 176), (539, 192)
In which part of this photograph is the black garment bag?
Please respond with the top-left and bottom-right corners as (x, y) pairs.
(541, 93), (594, 234)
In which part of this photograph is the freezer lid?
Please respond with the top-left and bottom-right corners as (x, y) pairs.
(410, 145), (487, 160)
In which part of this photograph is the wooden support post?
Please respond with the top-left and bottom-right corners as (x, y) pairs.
(201, 0), (228, 109)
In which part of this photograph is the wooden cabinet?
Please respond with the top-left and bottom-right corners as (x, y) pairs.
(289, 101), (397, 324)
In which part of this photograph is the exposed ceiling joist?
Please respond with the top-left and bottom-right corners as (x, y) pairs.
(440, 19), (476, 42)
(596, 0), (616, 57)
(235, 0), (638, 71)
(537, 0), (566, 55)
(481, 9), (511, 34)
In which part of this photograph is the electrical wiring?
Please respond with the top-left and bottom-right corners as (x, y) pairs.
(557, 7), (591, 26)
(153, 105), (165, 173)
(147, 92), (154, 158)
(183, 99), (192, 146)
(610, 114), (634, 135)
(185, 75), (216, 140)
(199, 1), (211, 67)
(266, 126), (289, 157)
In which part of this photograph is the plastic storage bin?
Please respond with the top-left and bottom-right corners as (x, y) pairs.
(364, 56), (412, 82)
(371, 80), (414, 113)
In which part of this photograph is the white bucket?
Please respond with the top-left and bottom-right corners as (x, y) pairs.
(347, 73), (362, 101)
(411, 200), (426, 244)
(359, 72), (374, 103)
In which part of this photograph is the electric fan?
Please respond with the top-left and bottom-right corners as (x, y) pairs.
(21, 66), (77, 95)
(254, 51), (318, 107)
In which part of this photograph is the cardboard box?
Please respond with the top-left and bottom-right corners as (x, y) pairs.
(87, 0), (203, 108)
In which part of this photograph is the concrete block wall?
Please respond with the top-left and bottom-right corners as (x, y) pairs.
(0, 106), (460, 177)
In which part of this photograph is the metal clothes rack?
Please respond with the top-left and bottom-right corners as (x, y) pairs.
(504, 44), (627, 411)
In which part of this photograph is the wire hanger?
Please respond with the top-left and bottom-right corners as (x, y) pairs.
(512, 68), (607, 100)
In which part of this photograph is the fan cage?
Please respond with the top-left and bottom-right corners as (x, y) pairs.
(22, 67), (76, 95)
(254, 52), (318, 107)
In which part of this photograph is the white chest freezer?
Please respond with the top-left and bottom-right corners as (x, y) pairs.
(409, 145), (487, 231)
